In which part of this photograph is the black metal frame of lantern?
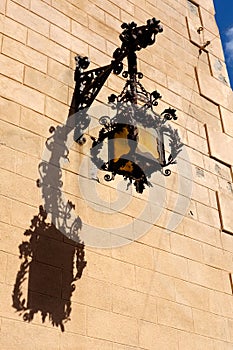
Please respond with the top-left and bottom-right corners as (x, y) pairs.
(73, 18), (183, 193)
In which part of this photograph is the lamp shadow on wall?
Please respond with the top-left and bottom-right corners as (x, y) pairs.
(12, 93), (88, 332)
(12, 205), (86, 332)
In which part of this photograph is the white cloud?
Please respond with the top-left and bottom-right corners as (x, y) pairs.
(225, 26), (233, 62)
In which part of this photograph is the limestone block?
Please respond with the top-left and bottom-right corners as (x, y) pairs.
(187, 148), (204, 167)
(0, 283), (27, 320)
(0, 317), (60, 350)
(105, 13), (122, 34)
(152, 84), (183, 111)
(0, 169), (39, 206)
(85, 250), (136, 289)
(0, 15), (27, 44)
(112, 285), (147, 319)
(175, 279), (209, 310)
(112, 344), (137, 350)
(200, 7), (219, 35)
(186, 17), (202, 46)
(196, 67), (231, 107)
(187, 130), (208, 154)
(0, 145), (17, 173)
(203, 155), (232, 181)
(193, 309), (228, 340)
(30, 0), (70, 31)
(157, 298), (194, 332)
(62, 302), (86, 334)
(170, 17), (187, 38)
(178, 330), (214, 350)
(70, 276), (112, 311)
(141, 61), (167, 88)
(159, 0), (184, 21)
(137, 268), (176, 302)
(88, 17), (119, 45)
(0, 195), (12, 225)
(50, 24), (88, 55)
(27, 30), (70, 66)
(228, 318), (233, 342)
(217, 191), (233, 234)
(0, 120), (42, 158)
(139, 321), (178, 350)
(47, 59), (73, 87)
(11, 200), (37, 230)
(112, 0), (134, 15)
(2, 36), (47, 73)
(206, 124), (233, 166)
(7, 0), (49, 36)
(203, 243), (233, 271)
(12, 0), (30, 9)
(167, 76), (192, 101)
(87, 307), (138, 346)
(111, 241), (154, 269)
(44, 96), (69, 123)
(209, 54), (230, 86)
(191, 0), (215, 15)
(192, 166), (218, 192)
(196, 202), (220, 228)
(209, 290), (233, 318)
(188, 260), (231, 293)
(186, 92), (221, 123)
(89, 0), (120, 19)
(0, 74), (45, 114)
(0, 0), (6, 13)
(135, 5), (152, 24)
(0, 251), (7, 283)
(185, 115), (200, 135)
(0, 222), (22, 255)
(20, 107), (52, 138)
(51, 0), (89, 26)
(170, 233), (203, 261)
(179, 217), (222, 246)
(137, 225), (171, 251)
(192, 182), (210, 206)
(0, 97), (20, 125)
(87, 45), (110, 69)
(60, 333), (112, 350)
(24, 66), (68, 104)
(5, 253), (22, 286)
(213, 340), (233, 350)
(121, 8), (136, 25)
(209, 189), (218, 209)
(207, 34), (225, 61)
(155, 249), (189, 280)
(220, 106), (233, 137)
(220, 232), (233, 254)
(227, 90), (233, 111)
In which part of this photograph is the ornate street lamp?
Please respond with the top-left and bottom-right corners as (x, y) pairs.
(73, 19), (183, 193)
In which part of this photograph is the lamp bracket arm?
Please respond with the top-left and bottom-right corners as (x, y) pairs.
(74, 18), (163, 112)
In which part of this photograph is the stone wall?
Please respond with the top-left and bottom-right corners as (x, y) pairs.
(0, 0), (233, 349)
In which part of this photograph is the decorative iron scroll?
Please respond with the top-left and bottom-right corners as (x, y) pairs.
(74, 18), (163, 110)
(73, 18), (183, 193)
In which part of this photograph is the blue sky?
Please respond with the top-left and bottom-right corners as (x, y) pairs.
(213, 0), (233, 88)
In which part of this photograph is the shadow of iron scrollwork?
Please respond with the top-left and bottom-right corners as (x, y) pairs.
(12, 205), (87, 332)
(12, 86), (89, 332)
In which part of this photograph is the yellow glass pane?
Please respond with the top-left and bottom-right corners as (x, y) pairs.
(136, 127), (160, 160)
(112, 126), (131, 162)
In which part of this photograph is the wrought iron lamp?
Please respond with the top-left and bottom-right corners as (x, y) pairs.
(73, 18), (183, 193)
